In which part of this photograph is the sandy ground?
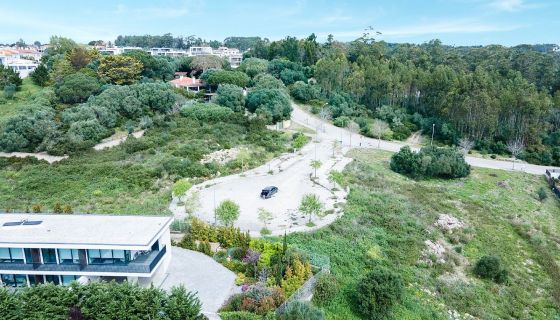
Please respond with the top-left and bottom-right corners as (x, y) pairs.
(93, 130), (145, 151)
(0, 152), (68, 163)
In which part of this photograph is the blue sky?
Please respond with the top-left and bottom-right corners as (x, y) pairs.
(1, 0), (559, 46)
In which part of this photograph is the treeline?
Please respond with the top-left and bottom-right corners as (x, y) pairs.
(245, 34), (560, 166)
(0, 282), (201, 319)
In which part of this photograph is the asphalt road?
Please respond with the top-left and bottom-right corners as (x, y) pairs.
(291, 103), (559, 175)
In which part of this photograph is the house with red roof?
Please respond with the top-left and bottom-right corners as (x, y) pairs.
(169, 75), (204, 92)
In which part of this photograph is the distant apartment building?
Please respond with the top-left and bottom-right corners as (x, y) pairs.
(187, 46), (214, 56)
(96, 45), (244, 67)
(0, 214), (172, 288)
(148, 48), (188, 57)
(98, 46), (143, 55)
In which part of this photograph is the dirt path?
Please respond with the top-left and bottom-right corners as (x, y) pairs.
(0, 152), (68, 163)
(93, 130), (145, 151)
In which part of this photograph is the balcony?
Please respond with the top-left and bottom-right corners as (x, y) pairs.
(0, 246), (167, 274)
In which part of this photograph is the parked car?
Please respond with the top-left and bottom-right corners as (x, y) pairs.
(260, 186), (278, 199)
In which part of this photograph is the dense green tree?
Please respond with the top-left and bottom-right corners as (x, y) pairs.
(246, 89), (292, 123)
(216, 199), (240, 227)
(0, 64), (22, 90)
(45, 36), (78, 57)
(202, 70), (249, 88)
(30, 64), (49, 86)
(98, 55), (143, 85)
(238, 58), (269, 78)
(123, 49), (175, 80)
(215, 84), (245, 112)
(289, 81), (318, 102)
(252, 73), (285, 90)
(55, 73), (101, 103)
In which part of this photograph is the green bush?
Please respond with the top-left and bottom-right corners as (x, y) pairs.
(390, 146), (470, 179)
(180, 103), (235, 123)
(55, 72), (101, 103)
(355, 267), (404, 320)
(537, 187), (548, 202)
(333, 116), (350, 128)
(215, 84), (246, 112)
(312, 273), (339, 306)
(278, 301), (324, 320)
(473, 255), (508, 284)
(220, 311), (263, 320)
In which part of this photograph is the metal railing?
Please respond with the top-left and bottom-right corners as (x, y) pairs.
(0, 246), (167, 274)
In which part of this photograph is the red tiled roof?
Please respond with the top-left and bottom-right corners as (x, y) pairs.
(169, 77), (203, 87)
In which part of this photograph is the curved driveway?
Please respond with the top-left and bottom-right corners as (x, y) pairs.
(291, 103), (559, 175)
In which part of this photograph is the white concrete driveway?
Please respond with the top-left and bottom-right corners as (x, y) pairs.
(159, 247), (238, 317)
(170, 102), (559, 236)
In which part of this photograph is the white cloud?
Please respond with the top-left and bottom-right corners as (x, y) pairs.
(486, 0), (542, 12)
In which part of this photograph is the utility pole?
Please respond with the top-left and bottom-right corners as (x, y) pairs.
(213, 189), (217, 224)
(431, 123), (435, 146)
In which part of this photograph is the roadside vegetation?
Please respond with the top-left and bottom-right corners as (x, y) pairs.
(287, 149), (560, 319)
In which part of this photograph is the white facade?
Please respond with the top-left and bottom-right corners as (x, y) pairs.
(149, 48), (188, 57)
(188, 46), (214, 56)
(0, 214), (172, 287)
(0, 47), (42, 78)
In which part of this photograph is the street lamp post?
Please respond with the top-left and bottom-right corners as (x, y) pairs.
(431, 123), (435, 146)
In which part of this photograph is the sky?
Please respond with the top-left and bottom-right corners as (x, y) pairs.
(1, 0), (559, 46)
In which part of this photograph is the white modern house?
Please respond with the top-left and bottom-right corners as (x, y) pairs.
(149, 48), (189, 57)
(0, 214), (172, 287)
(0, 48), (41, 78)
(188, 46), (214, 56)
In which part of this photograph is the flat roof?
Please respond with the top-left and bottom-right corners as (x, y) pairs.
(0, 214), (172, 248)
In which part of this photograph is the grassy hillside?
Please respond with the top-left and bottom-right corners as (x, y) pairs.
(289, 149), (560, 319)
(0, 77), (42, 123)
(0, 115), (289, 214)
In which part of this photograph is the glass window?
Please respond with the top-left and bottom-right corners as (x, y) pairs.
(87, 249), (130, 265)
(0, 248), (24, 263)
(41, 249), (57, 264)
(45, 275), (60, 285)
(24, 248), (33, 264)
(61, 275), (78, 286)
(1, 274), (27, 287)
(58, 249), (79, 264)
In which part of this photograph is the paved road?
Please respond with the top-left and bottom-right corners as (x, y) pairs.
(291, 103), (559, 175)
(159, 247), (238, 317)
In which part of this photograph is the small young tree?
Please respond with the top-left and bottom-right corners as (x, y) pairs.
(257, 207), (274, 231)
(458, 137), (475, 155)
(371, 119), (389, 149)
(237, 147), (251, 173)
(356, 267), (404, 320)
(215, 199), (240, 227)
(299, 194), (324, 223)
(347, 121), (360, 147)
(164, 285), (203, 319)
(172, 179), (192, 203)
(319, 107), (332, 132)
(331, 139), (340, 157)
(506, 139), (525, 169)
(537, 187), (548, 202)
(292, 133), (308, 152)
(310, 160), (322, 178)
(473, 255), (508, 284)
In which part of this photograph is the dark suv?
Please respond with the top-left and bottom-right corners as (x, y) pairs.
(260, 186), (278, 199)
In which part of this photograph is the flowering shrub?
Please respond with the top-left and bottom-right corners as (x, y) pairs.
(220, 284), (286, 315)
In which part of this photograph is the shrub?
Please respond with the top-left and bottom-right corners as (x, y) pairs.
(473, 255), (508, 284)
(220, 284), (286, 315)
(537, 187), (548, 202)
(180, 103), (235, 123)
(333, 116), (350, 128)
(278, 301), (324, 320)
(390, 146), (470, 179)
(203, 70), (250, 88)
(197, 240), (212, 256)
(312, 273), (339, 306)
(220, 311), (263, 320)
(355, 267), (404, 320)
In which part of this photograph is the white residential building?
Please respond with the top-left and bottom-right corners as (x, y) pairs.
(0, 48), (40, 78)
(0, 214), (172, 287)
(98, 46), (143, 55)
(188, 46), (214, 56)
(149, 48), (188, 57)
